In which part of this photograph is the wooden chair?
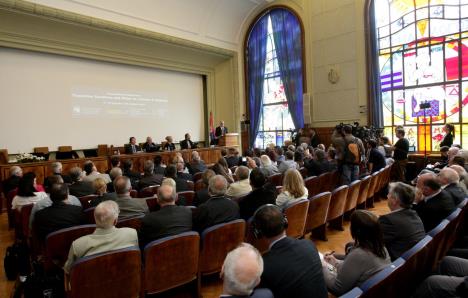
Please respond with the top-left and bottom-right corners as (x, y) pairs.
(45, 224), (96, 271)
(194, 180), (205, 192)
(275, 186), (283, 195)
(327, 185), (349, 231)
(116, 215), (144, 231)
(359, 258), (406, 298)
(373, 168), (386, 202)
(139, 185), (159, 198)
(445, 208), (462, 253)
(186, 180), (195, 191)
(142, 232), (200, 297)
(355, 175), (371, 209)
(83, 207), (96, 224)
(304, 176), (320, 198)
(427, 220), (450, 271)
(366, 171), (380, 208)
(318, 172), (333, 193)
(283, 199), (309, 239)
(78, 194), (98, 210)
(192, 172), (203, 182)
(330, 170), (341, 189)
(6, 189), (17, 228)
(199, 219), (245, 276)
(14, 203), (34, 240)
(68, 247), (141, 298)
(304, 192), (331, 241)
(177, 191), (195, 206)
(145, 197), (159, 212)
(268, 173), (283, 187)
(245, 217), (269, 254)
(129, 189), (138, 198)
(344, 180), (361, 220)
(299, 167), (308, 178)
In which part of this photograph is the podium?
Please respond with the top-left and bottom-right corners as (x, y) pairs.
(219, 133), (239, 147)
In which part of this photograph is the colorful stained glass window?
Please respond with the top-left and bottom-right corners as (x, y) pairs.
(374, 0), (468, 150)
(254, 16), (298, 149)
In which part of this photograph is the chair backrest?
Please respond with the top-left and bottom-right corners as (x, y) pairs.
(330, 170), (341, 190)
(318, 171), (334, 193)
(344, 180), (361, 213)
(445, 208), (462, 252)
(304, 176), (320, 198)
(69, 247), (141, 298)
(194, 180), (205, 192)
(400, 235), (433, 290)
(327, 185), (349, 221)
(78, 194), (98, 210)
(192, 172), (203, 182)
(177, 191), (195, 206)
(284, 199), (310, 239)
(143, 232), (200, 295)
(13, 203), (34, 240)
(139, 185), (159, 198)
(359, 258), (406, 298)
(144, 196), (159, 212)
(186, 180), (195, 191)
(275, 186), (283, 195)
(427, 219), (450, 270)
(129, 189), (138, 198)
(199, 219), (246, 275)
(367, 172), (380, 199)
(304, 192), (331, 233)
(268, 173), (283, 187)
(245, 217), (270, 254)
(6, 189), (17, 228)
(45, 224), (96, 270)
(83, 207), (96, 224)
(116, 215), (144, 230)
(356, 176), (371, 206)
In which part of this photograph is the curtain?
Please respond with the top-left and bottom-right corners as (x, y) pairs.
(367, 0), (383, 127)
(247, 16), (268, 148)
(270, 9), (304, 129)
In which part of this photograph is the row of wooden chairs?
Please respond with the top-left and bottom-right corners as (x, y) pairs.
(341, 198), (468, 297)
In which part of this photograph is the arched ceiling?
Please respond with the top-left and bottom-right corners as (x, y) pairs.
(24, 0), (275, 51)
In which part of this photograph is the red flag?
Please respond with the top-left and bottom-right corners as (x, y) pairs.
(209, 111), (214, 134)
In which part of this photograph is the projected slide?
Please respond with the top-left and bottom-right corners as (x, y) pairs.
(72, 88), (168, 118)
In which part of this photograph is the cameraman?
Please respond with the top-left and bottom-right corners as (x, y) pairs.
(331, 125), (365, 185)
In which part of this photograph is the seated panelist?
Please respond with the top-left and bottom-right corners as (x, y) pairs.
(143, 136), (159, 152)
(180, 133), (197, 149)
(163, 136), (176, 151)
(124, 137), (142, 154)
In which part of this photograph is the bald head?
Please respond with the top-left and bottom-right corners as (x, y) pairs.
(439, 168), (460, 186)
(208, 175), (228, 196)
(157, 184), (176, 206)
(448, 147), (460, 162)
(114, 176), (131, 195)
(192, 151), (200, 161)
(221, 243), (263, 296)
(416, 172), (437, 190)
(94, 201), (119, 229)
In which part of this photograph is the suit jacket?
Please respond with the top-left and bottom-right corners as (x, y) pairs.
(194, 188), (210, 207)
(142, 142), (159, 152)
(163, 142), (176, 151)
(115, 195), (149, 219)
(261, 237), (327, 298)
(215, 126), (228, 138)
(178, 171), (193, 181)
(64, 227), (138, 273)
(304, 159), (332, 177)
(194, 195), (239, 232)
(69, 180), (95, 198)
(239, 186), (276, 220)
(174, 177), (190, 192)
(444, 183), (466, 206)
(180, 139), (196, 150)
(138, 174), (163, 190)
(413, 190), (456, 232)
(44, 173), (72, 190)
(378, 208), (426, 260)
(188, 160), (207, 174)
(225, 156), (240, 168)
(139, 205), (192, 247)
(2, 175), (20, 196)
(153, 165), (166, 176)
(220, 289), (274, 298)
(123, 169), (141, 189)
(89, 192), (117, 207)
(124, 143), (142, 154)
(33, 202), (83, 240)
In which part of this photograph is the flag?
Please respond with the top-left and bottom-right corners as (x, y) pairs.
(209, 111), (215, 143)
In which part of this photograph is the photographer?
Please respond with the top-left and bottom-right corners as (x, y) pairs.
(331, 125), (365, 185)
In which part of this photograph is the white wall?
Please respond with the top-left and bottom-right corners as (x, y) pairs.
(0, 47), (204, 153)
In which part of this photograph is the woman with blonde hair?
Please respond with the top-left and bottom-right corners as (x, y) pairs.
(276, 168), (308, 208)
(90, 177), (116, 207)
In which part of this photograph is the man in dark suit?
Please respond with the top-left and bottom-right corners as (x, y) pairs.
(138, 160), (163, 190)
(225, 147), (241, 168)
(188, 151), (207, 175)
(165, 165), (190, 192)
(34, 183), (83, 240)
(68, 167), (95, 197)
(438, 167), (467, 206)
(253, 205), (327, 298)
(44, 161), (72, 192)
(193, 175), (239, 232)
(153, 155), (166, 175)
(122, 159), (141, 189)
(174, 156), (193, 181)
(142, 136), (159, 152)
(139, 184), (192, 248)
(180, 133), (197, 150)
(414, 173), (456, 232)
(238, 169), (276, 220)
(194, 169), (215, 206)
(379, 182), (425, 260)
(220, 243), (273, 298)
(2, 166), (22, 196)
(124, 136), (142, 154)
(214, 120), (228, 145)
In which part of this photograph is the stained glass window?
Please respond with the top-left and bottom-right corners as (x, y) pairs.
(253, 15), (298, 149)
(374, 0), (468, 151)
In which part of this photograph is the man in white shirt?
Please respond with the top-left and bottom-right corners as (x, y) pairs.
(226, 166), (252, 198)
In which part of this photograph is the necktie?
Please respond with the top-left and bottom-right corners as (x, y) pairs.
(187, 141), (191, 149)
(132, 145), (136, 153)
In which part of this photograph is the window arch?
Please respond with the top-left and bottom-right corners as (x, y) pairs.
(245, 7), (305, 149)
(370, 0), (468, 151)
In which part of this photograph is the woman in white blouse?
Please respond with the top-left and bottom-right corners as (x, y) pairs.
(276, 168), (308, 208)
(11, 172), (48, 211)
